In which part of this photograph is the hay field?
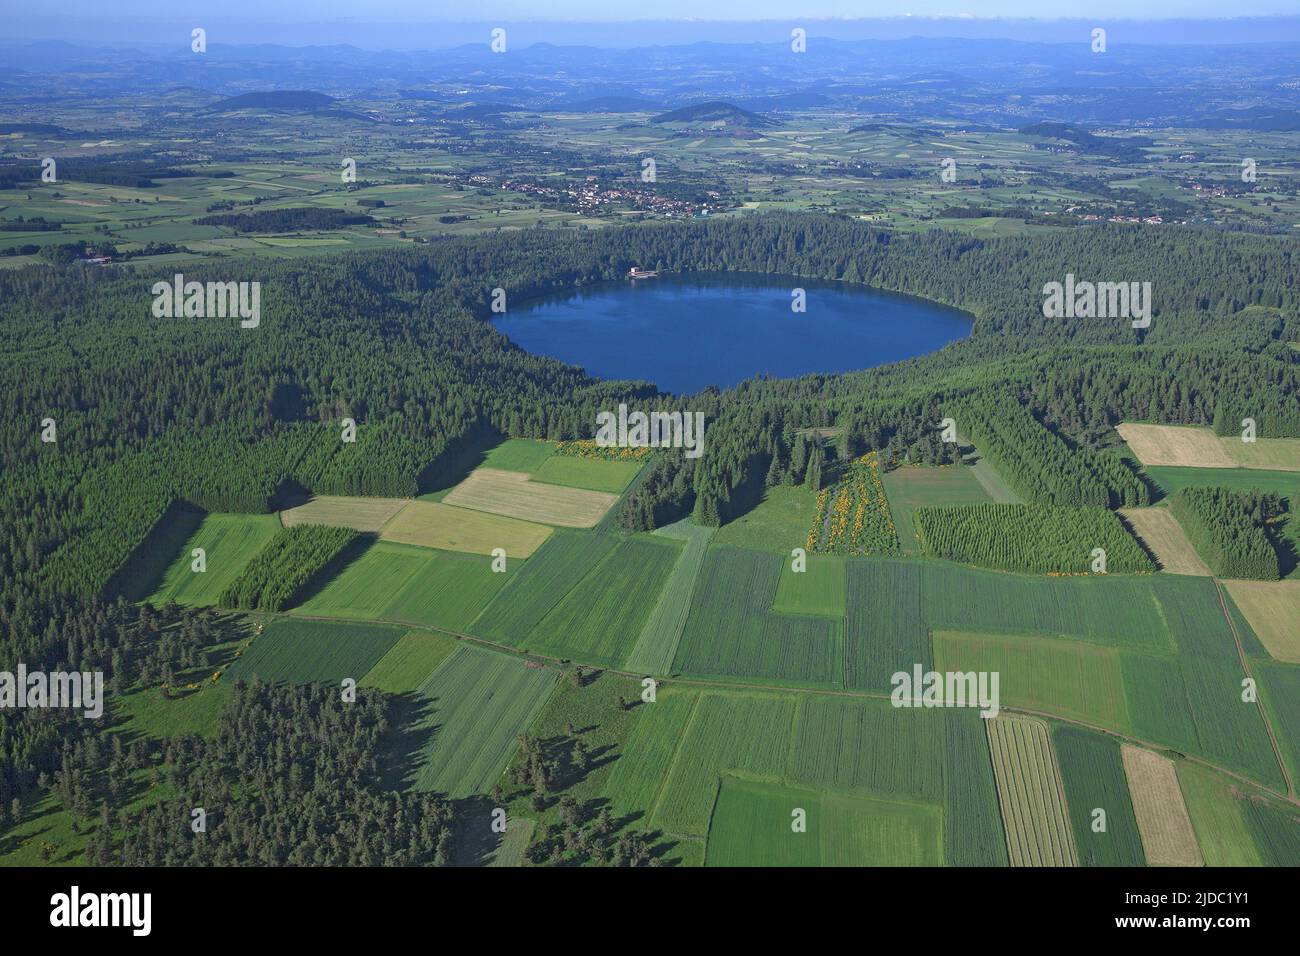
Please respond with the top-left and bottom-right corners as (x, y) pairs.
(1119, 423), (1300, 472)
(1229, 437), (1300, 472)
(379, 500), (552, 557)
(1121, 744), (1204, 867)
(1222, 580), (1300, 663)
(443, 468), (618, 528)
(1116, 423), (1237, 468)
(986, 715), (1078, 867)
(1119, 507), (1212, 576)
(280, 495), (409, 532)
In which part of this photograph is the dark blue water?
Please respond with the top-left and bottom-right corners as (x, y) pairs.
(497, 272), (972, 395)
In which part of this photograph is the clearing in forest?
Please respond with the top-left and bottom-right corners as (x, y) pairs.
(1119, 507), (1212, 576)
(380, 499), (553, 556)
(882, 464), (992, 552)
(1117, 423), (1237, 468)
(1121, 744), (1204, 867)
(443, 468), (619, 527)
(280, 495), (408, 532)
(1119, 423), (1300, 472)
(146, 512), (281, 606)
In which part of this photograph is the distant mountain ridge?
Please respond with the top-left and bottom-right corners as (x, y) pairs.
(206, 91), (337, 112)
(651, 101), (772, 127)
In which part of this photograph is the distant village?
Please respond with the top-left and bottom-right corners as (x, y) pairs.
(456, 173), (717, 219)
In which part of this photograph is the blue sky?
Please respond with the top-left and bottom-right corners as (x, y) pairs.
(24, 1), (1300, 19)
(6, 3), (1298, 48)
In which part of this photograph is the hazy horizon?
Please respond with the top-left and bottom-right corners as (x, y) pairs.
(6, 13), (1300, 49)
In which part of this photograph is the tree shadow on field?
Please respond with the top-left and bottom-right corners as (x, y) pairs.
(416, 425), (504, 496)
(105, 500), (206, 601)
(1272, 529), (1298, 578)
(533, 732), (620, 792)
(452, 794), (501, 866)
(270, 478), (312, 512)
(378, 691), (440, 791)
(720, 457), (769, 523)
(287, 533), (376, 607)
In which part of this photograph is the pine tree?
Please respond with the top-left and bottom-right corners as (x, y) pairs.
(806, 445), (823, 493)
(764, 453), (783, 486)
(790, 435), (808, 483)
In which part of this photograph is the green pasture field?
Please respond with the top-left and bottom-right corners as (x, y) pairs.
(644, 692), (797, 837)
(359, 630), (459, 694)
(1145, 465), (1300, 498)
(522, 535), (682, 667)
(934, 630), (1130, 731)
(532, 455), (644, 494)
(146, 512), (282, 606)
(293, 540), (516, 632)
(1125, 651), (1284, 789)
(384, 548), (518, 632)
(1253, 661), (1300, 788)
(468, 530), (619, 645)
(1240, 794), (1300, 865)
(224, 619), (403, 686)
(882, 465), (992, 552)
(920, 562), (1174, 652)
(704, 777), (943, 867)
(710, 485), (819, 552)
(1052, 726), (1146, 866)
(405, 645), (559, 798)
(601, 688), (1006, 865)
(844, 559), (928, 691)
(773, 554), (846, 617)
(603, 688), (702, 821)
(673, 547), (842, 686)
(115, 680), (234, 741)
(481, 438), (557, 473)
(1124, 578), (1284, 788)
(625, 520), (716, 675)
(1177, 761), (1265, 867)
(293, 541), (426, 619)
(789, 696), (945, 803)
(943, 710), (1011, 866)
(486, 820), (536, 867)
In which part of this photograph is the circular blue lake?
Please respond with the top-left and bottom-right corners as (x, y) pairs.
(497, 272), (972, 395)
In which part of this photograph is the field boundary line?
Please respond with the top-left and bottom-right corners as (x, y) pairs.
(1044, 717), (1081, 867)
(462, 530), (602, 636)
(645, 692), (703, 826)
(1212, 577), (1294, 798)
(266, 610), (1300, 807)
